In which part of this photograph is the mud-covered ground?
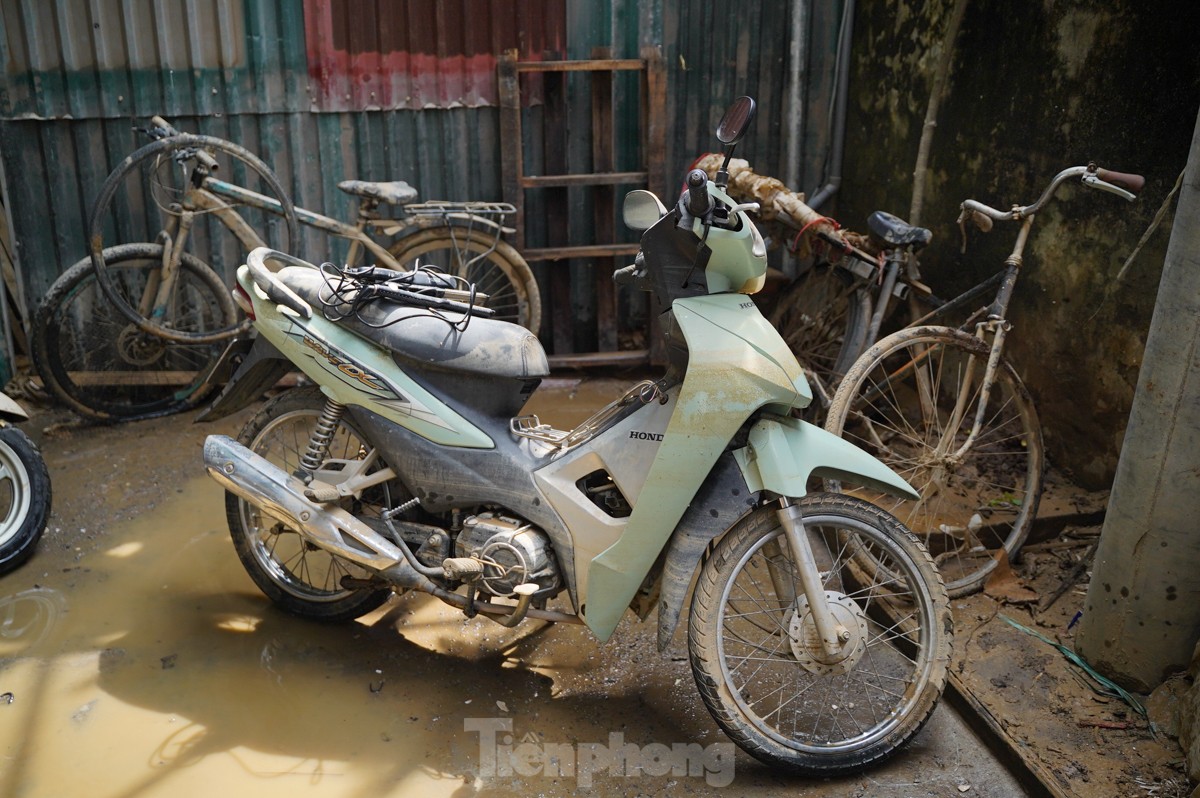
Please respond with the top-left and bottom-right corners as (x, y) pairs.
(949, 495), (1193, 798)
(0, 375), (1180, 796)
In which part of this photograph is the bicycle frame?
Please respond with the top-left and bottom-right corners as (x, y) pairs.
(152, 168), (517, 323)
(863, 213), (1030, 465)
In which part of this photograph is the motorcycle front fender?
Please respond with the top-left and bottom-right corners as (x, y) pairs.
(733, 414), (919, 500)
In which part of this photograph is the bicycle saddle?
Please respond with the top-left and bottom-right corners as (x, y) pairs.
(337, 180), (419, 206)
(867, 211), (933, 251)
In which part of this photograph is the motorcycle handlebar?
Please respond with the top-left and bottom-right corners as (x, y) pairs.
(613, 263), (640, 285)
(613, 255), (652, 291)
(685, 169), (712, 217)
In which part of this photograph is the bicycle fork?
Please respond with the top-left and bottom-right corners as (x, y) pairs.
(143, 206), (194, 322)
(934, 218), (1029, 464)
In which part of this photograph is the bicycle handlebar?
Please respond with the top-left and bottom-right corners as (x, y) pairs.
(149, 116), (179, 137)
(961, 163), (1143, 223)
(144, 116), (220, 172)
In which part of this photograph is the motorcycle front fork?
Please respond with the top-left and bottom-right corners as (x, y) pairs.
(776, 498), (849, 658)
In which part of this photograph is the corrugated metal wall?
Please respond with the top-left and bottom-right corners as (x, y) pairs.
(0, 0), (844, 359)
(664, 0), (849, 220)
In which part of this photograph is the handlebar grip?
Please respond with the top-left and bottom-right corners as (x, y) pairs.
(149, 115), (179, 136)
(1095, 168), (1145, 195)
(685, 168), (712, 217)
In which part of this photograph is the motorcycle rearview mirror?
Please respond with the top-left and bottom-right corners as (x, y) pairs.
(716, 96), (756, 146)
(623, 189), (668, 230)
(715, 96), (756, 189)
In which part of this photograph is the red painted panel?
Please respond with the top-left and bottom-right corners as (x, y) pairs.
(303, 0), (565, 111)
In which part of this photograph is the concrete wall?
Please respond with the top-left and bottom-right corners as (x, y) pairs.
(1074, 107), (1200, 691)
(837, 0), (1200, 489)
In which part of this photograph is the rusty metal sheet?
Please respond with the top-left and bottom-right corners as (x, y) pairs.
(303, 0), (566, 111)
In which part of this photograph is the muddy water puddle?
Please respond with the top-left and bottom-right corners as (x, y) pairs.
(1, 388), (1024, 796)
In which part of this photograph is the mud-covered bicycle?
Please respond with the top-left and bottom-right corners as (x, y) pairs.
(33, 117), (540, 422)
(700, 156), (1143, 595)
(822, 164), (1143, 596)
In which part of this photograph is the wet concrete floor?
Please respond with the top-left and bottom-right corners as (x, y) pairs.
(0, 377), (1029, 797)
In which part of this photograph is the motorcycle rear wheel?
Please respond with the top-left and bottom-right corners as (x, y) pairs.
(0, 426), (52, 575)
(225, 387), (396, 621)
(688, 493), (950, 775)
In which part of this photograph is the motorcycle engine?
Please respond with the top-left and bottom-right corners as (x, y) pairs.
(455, 512), (561, 598)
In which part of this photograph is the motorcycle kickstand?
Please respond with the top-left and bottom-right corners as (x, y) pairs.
(776, 498), (849, 659)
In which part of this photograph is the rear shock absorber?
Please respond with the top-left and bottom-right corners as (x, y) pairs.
(298, 398), (346, 479)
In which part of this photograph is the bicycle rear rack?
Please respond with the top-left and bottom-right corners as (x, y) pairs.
(404, 201), (517, 234)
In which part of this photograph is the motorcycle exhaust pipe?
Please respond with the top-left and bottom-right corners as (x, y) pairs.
(203, 434), (585, 627)
(203, 434), (431, 591)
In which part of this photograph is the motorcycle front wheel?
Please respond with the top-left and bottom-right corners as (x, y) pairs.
(225, 387), (397, 621)
(0, 426), (52, 575)
(688, 493), (951, 775)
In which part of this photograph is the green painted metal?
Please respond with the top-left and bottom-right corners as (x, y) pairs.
(735, 416), (919, 500)
(239, 261), (497, 449)
(582, 292), (808, 639)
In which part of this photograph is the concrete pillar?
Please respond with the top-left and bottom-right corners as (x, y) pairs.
(1075, 107), (1200, 692)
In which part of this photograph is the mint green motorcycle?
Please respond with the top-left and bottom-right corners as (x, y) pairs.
(200, 97), (950, 775)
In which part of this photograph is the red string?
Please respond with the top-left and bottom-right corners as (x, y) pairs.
(790, 216), (842, 253)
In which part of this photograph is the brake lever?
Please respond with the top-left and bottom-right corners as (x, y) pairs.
(1080, 173), (1137, 202)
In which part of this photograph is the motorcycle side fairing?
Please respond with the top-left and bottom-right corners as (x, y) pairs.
(582, 292), (811, 639)
(243, 267), (495, 449)
(580, 293), (920, 643)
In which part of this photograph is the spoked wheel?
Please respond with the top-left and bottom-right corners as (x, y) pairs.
(689, 495), (950, 774)
(32, 243), (237, 422)
(0, 426), (51, 576)
(388, 228), (542, 334)
(87, 133), (298, 344)
(769, 262), (870, 409)
(225, 387), (400, 622)
(824, 326), (1044, 596)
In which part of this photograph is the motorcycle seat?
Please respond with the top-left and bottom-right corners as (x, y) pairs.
(278, 267), (549, 380)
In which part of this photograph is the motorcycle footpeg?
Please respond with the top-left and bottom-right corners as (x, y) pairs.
(304, 485), (340, 503)
(443, 557), (485, 581)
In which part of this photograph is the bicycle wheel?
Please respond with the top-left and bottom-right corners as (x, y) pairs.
(388, 227), (542, 334)
(688, 494), (950, 774)
(225, 387), (397, 622)
(824, 325), (1044, 596)
(88, 133), (297, 344)
(769, 262), (870, 400)
(32, 243), (237, 422)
